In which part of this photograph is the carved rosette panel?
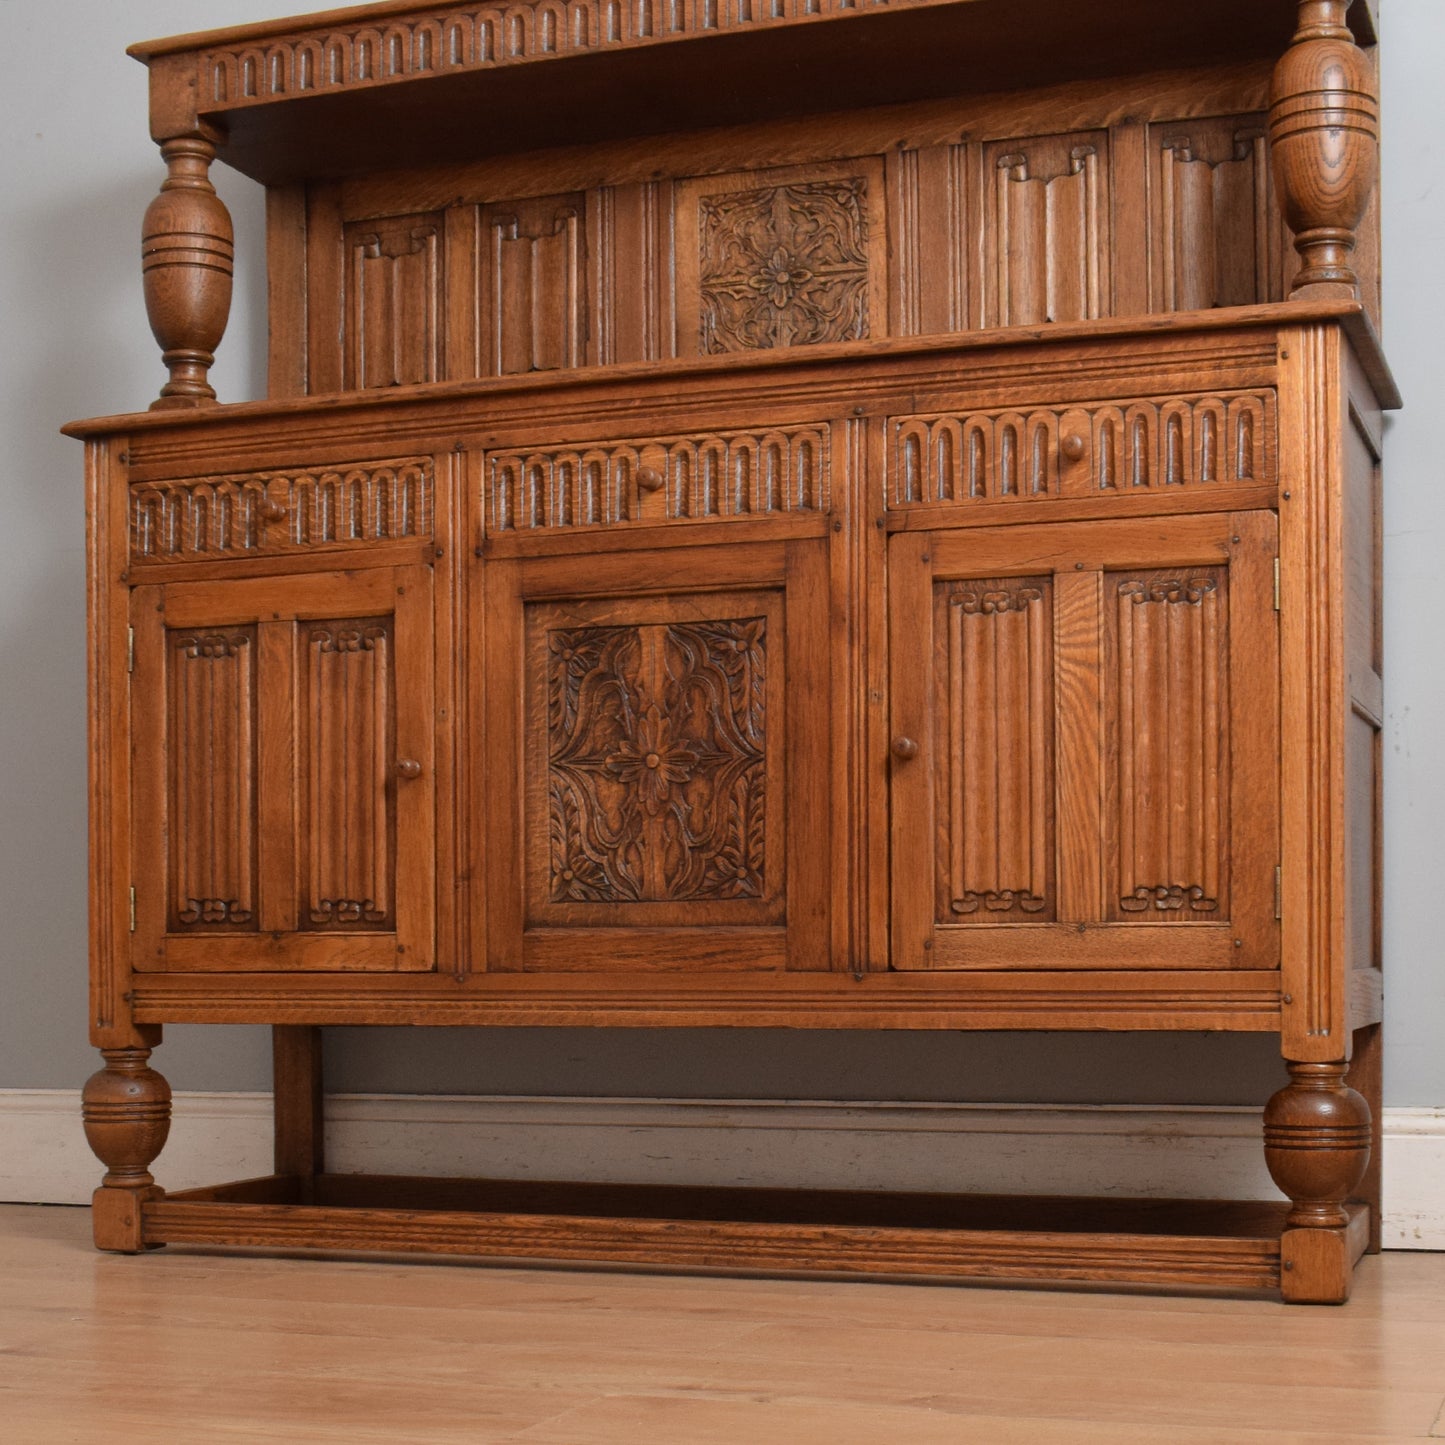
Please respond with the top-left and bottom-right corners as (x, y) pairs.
(490, 425), (829, 530)
(1152, 116), (1285, 312)
(344, 213), (443, 388)
(934, 578), (1055, 923)
(891, 393), (1273, 506)
(298, 617), (396, 930)
(547, 616), (768, 904)
(698, 180), (870, 352)
(202, 1), (925, 107)
(131, 459), (433, 562)
(166, 627), (259, 931)
(483, 193), (586, 374)
(1106, 570), (1229, 922)
(985, 132), (1108, 327)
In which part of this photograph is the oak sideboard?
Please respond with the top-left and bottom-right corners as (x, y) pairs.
(67, 0), (1395, 1301)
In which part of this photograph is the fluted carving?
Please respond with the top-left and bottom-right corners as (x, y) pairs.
(142, 138), (234, 409)
(1269, 0), (1379, 298)
(1264, 1062), (1372, 1229)
(82, 1048), (172, 1191)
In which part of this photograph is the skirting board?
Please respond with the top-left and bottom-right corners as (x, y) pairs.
(4, 1091), (1440, 1249)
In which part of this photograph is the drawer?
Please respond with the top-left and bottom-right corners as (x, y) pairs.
(889, 391), (1276, 509)
(129, 457), (434, 565)
(487, 424), (831, 536)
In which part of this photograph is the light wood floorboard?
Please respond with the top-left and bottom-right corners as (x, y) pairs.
(2, 1205), (1443, 1443)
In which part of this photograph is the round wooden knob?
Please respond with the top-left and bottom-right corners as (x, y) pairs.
(395, 759), (423, 781)
(636, 465), (666, 493)
(1060, 434), (1086, 462)
(891, 736), (919, 761)
(258, 496), (288, 523)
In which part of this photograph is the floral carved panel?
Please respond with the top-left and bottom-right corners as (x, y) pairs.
(544, 614), (770, 906)
(689, 167), (880, 354)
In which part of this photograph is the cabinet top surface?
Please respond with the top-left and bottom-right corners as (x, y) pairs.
(62, 303), (1398, 442)
(125, 0), (1377, 184)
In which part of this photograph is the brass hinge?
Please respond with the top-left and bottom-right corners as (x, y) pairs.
(128, 886), (136, 933)
(1273, 557), (1281, 611)
(127, 625), (135, 674)
(1274, 865), (1282, 921)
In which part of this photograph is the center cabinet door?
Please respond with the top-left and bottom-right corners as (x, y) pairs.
(889, 511), (1279, 971)
(483, 539), (832, 973)
(130, 566), (436, 972)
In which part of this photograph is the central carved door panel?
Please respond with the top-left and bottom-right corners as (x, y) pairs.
(889, 511), (1279, 972)
(130, 566), (436, 972)
(483, 538), (832, 973)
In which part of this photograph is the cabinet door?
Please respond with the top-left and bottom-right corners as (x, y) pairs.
(130, 567), (434, 971)
(483, 539), (831, 972)
(889, 512), (1278, 971)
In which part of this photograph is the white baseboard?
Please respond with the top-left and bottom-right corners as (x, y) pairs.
(4, 1090), (1440, 1249)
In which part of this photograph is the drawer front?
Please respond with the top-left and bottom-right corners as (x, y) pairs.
(130, 457), (434, 565)
(487, 424), (831, 536)
(889, 391), (1276, 510)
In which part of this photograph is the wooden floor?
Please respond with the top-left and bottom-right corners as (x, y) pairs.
(2, 1205), (1443, 1443)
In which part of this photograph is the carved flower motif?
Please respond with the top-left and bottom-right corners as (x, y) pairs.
(605, 703), (699, 815)
(747, 248), (815, 308)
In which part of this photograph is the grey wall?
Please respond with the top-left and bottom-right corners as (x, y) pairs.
(1, 0), (1437, 1110)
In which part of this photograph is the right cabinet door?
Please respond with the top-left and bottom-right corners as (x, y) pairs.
(889, 511), (1278, 972)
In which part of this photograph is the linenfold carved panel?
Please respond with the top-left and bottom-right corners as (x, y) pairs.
(131, 459), (433, 562)
(1151, 116), (1286, 313)
(202, 1), (931, 108)
(545, 616), (768, 904)
(344, 213), (443, 388)
(933, 577), (1055, 922)
(482, 193), (586, 374)
(1105, 569), (1229, 922)
(490, 425), (829, 531)
(298, 617), (396, 931)
(890, 392), (1274, 506)
(166, 627), (259, 931)
(984, 131), (1109, 327)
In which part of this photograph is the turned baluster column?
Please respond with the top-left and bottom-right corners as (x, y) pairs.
(1269, 0), (1379, 299)
(142, 136), (234, 409)
(1264, 1062), (1372, 1301)
(81, 1047), (171, 1252)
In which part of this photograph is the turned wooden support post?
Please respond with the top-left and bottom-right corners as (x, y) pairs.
(142, 136), (234, 410)
(1269, 0), (1379, 299)
(1264, 1061), (1372, 1302)
(81, 1047), (171, 1252)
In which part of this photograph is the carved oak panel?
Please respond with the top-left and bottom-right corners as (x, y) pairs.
(984, 131), (1109, 327)
(481, 192), (586, 374)
(1150, 115), (1288, 313)
(1104, 569), (1229, 923)
(524, 588), (785, 928)
(297, 616), (396, 931)
(165, 626), (259, 932)
(676, 159), (886, 358)
(343, 212), (444, 388)
(544, 616), (767, 905)
(932, 577), (1055, 924)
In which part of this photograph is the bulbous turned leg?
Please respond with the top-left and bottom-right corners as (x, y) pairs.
(142, 136), (234, 410)
(1264, 1061), (1371, 1302)
(82, 1047), (171, 1252)
(1269, 0), (1379, 300)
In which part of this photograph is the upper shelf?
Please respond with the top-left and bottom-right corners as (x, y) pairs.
(129, 0), (1378, 184)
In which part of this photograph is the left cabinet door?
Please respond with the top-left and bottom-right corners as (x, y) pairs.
(129, 566), (435, 972)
